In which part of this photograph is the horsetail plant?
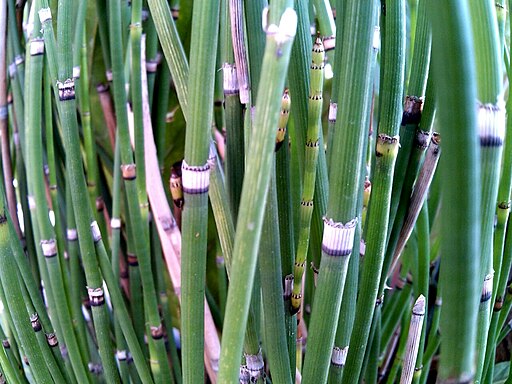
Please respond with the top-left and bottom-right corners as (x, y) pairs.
(1, 0), (512, 383)
(290, 36), (325, 315)
(217, 5), (297, 382)
(341, 0), (405, 381)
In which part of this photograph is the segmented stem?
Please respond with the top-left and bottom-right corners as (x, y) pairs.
(291, 37), (325, 314)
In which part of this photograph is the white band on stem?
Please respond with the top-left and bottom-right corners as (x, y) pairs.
(90, 221), (102, 243)
(372, 26), (381, 50)
(73, 66), (81, 79)
(481, 273), (493, 303)
(331, 346), (349, 367)
(9, 63), (16, 78)
(41, 239), (57, 258)
(181, 160), (210, 194)
(146, 60), (158, 73)
(106, 70), (113, 82)
(30, 39), (45, 56)
(67, 228), (78, 241)
(322, 217), (357, 256)
(284, 274), (293, 298)
(116, 350), (127, 361)
(15, 55), (24, 66)
(263, 7), (297, 44)
(38, 8), (52, 23)
(328, 102), (337, 122)
(222, 63), (239, 94)
(323, 35), (336, 51)
(478, 101), (506, 147)
(57, 79), (75, 101)
(111, 218), (121, 229)
(87, 287), (105, 306)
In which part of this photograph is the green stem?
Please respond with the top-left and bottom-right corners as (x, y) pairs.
(428, 0), (480, 381)
(217, 5), (296, 382)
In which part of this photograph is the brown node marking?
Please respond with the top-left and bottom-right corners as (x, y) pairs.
(150, 324), (164, 340)
(96, 197), (104, 212)
(401, 96), (423, 126)
(2, 339), (10, 348)
(46, 332), (59, 347)
(96, 83), (109, 93)
(171, 7), (179, 19)
(121, 164), (137, 180)
(498, 201), (510, 210)
(127, 253), (139, 267)
(30, 313), (42, 332)
(494, 298), (503, 311)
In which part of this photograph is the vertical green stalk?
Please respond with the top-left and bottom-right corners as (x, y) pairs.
(39, 3), (120, 382)
(146, 0), (189, 120)
(468, 0), (504, 380)
(0, 1), (18, 238)
(229, 0), (250, 104)
(291, 37), (324, 315)
(300, 0), (377, 382)
(258, 171), (292, 383)
(428, 0), (480, 381)
(0, 213), (53, 383)
(287, 0), (310, 175)
(25, 32), (91, 382)
(180, 1), (219, 382)
(400, 295), (426, 384)
(217, 5), (296, 382)
(222, 4), (245, 223)
(341, 1), (405, 381)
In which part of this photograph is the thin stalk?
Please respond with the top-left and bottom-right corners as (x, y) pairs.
(39, 4), (120, 382)
(25, 33), (91, 382)
(411, 203), (430, 383)
(301, 0), (377, 382)
(229, 0), (250, 104)
(287, 0), (310, 176)
(365, 311), (381, 384)
(388, 134), (440, 276)
(427, 0), (480, 381)
(78, 29), (108, 247)
(291, 37), (325, 315)
(222, 61), (245, 222)
(341, 0), (405, 381)
(275, 100), (296, 374)
(470, 0), (505, 376)
(258, 170), (292, 383)
(312, 0), (335, 39)
(0, 211), (53, 383)
(217, 5), (296, 382)
(386, 309), (412, 384)
(400, 295), (426, 384)
(109, 0), (171, 379)
(243, 0), (266, 97)
(0, 1), (19, 239)
(146, 0), (189, 120)
(180, 0), (220, 382)
(65, 188), (90, 372)
(486, 30), (512, 376)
